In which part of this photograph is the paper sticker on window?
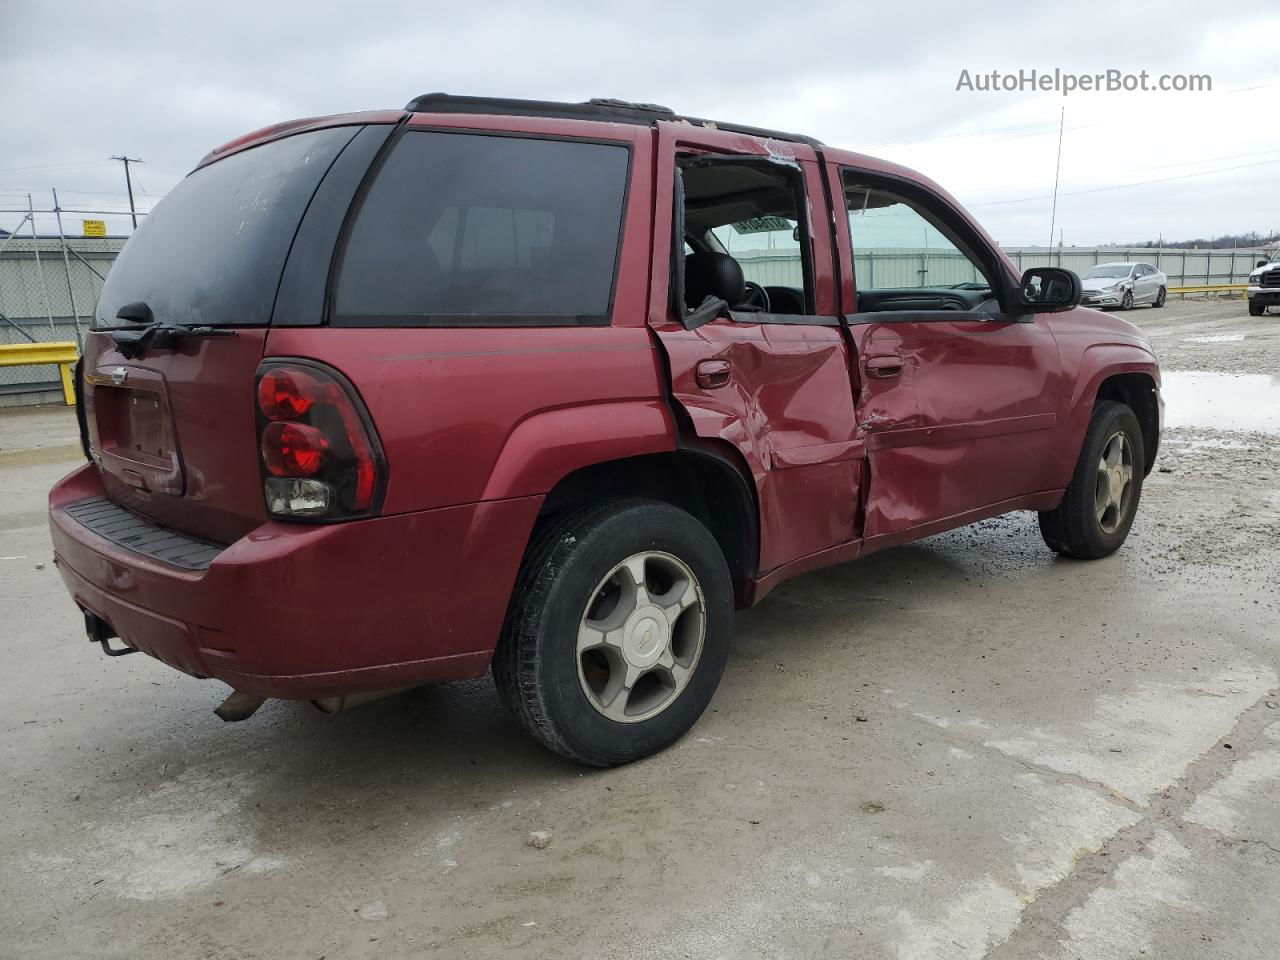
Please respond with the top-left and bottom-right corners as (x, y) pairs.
(732, 216), (793, 235)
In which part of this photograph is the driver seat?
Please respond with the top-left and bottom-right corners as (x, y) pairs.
(684, 252), (748, 310)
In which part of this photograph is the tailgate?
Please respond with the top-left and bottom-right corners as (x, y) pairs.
(71, 123), (377, 544)
(82, 330), (269, 544)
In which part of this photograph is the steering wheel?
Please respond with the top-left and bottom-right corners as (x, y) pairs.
(741, 281), (772, 313)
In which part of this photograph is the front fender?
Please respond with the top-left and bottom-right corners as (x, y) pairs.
(480, 400), (677, 502)
(1060, 343), (1161, 479)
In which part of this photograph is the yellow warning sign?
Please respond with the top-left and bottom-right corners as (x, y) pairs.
(82, 219), (106, 238)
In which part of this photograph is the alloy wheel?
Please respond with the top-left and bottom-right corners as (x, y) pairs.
(1094, 431), (1135, 534)
(576, 551), (706, 723)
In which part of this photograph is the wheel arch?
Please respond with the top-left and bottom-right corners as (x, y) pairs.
(1094, 372), (1160, 474)
(1068, 347), (1161, 476)
(537, 445), (760, 605)
(480, 399), (678, 503)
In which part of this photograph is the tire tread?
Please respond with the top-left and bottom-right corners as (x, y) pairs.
(493, 497), (730, 767)
(493, 499), (627, 765)
(1038, 400), (1143, 559)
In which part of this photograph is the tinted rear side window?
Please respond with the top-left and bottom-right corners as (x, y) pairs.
(96, 127), (357, 329)
(332, 132), (630, 326)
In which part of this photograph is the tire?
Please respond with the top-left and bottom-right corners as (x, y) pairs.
(1039, 401), (1145, 560)
(493, 498), (733, 766)
(1153, 286), (1166, 308)
(1249, 299), (1265, 317)
(1120, 290), (1134, 310)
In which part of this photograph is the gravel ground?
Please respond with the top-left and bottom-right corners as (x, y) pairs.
(1, 297), (1277, 959)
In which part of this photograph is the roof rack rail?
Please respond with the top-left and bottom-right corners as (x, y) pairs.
(403, 93), (824, 148)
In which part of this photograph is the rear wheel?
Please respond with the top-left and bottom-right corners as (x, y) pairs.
(1039, 401), (1144, 559)
(493, 498), (733, 766)
(1249, 299), (1266, 317)
(1153, 286), (1166, 307)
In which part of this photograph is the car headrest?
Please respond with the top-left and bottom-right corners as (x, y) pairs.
(684, 252), (745, 309)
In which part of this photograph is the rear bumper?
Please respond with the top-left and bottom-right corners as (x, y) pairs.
(49, 464), (541, 699)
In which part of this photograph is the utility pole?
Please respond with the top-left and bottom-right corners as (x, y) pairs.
(110, 155), (144, 229)
(1047, 106), (1064, 255)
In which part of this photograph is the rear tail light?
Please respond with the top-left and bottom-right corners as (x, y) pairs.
(261, 422), (328, 476)
(254, 360), (385, 521)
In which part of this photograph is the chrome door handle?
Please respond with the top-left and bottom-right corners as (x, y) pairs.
(696, 359), (732, 389)
(866, 356), (903, 379)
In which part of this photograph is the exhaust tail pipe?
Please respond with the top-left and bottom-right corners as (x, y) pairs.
(310, 687), (412, 714)
(214, 690), (266, 722)
(213, 686), (412, 722)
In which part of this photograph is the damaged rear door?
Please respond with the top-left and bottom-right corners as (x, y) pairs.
(648, 123), (862, 575)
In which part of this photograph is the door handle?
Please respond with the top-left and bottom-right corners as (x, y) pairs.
(696, 359), (732, 389)
(866, 356), (903, 379)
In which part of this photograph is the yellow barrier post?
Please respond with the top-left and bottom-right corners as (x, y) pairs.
(1167, 283), (1248, 296)
(0, 341), (79, 405)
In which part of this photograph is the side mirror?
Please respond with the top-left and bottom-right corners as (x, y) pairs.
(1016, 267), (1081, 313)
(1259, 259), (1270, 269)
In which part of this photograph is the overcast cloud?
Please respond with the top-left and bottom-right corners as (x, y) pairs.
(2, 0), (1277, 246)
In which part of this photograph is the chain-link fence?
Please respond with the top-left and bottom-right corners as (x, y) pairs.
(0, 234), (123, 405)
(0, 234), (1271, 406)
(737, 245), (1270, 290)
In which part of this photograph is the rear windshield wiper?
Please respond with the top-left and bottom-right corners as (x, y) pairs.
(110, 301), (237, 359)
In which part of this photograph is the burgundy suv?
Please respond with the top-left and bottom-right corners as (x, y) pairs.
(49, 94), (1162, 765)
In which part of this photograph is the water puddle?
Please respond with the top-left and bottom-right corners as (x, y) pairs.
(1161, 371), (1280, 434)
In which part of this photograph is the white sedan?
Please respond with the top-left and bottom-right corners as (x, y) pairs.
(1080, 262), (1167, 310)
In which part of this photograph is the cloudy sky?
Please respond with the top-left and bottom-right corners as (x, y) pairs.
(2, 0), (1278, 247)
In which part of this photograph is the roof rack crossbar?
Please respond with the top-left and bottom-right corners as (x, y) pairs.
(402, 93), (824, 148)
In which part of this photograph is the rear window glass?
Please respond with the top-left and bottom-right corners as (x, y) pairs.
(332, 132), (630, 326)
(95, 126), (356, 329)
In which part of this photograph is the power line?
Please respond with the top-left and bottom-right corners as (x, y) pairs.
(863, 82), (1274, 154)
(1100, 146), (1280, 177)
(970, 147), (1280, 204)
(968, 157), (1280, 208)
(865, 120), (1058, 149)
(0, 159), (112, 174)
(0, 188), (151, 199)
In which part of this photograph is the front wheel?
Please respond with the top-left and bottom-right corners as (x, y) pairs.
(493, 498), (733, 766)
(1120, 290), (1134, 310)
(1039, 401), (1145, 559)
(1249, 299), (1265, 317)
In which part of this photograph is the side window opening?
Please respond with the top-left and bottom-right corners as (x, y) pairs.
(333, 131), (629, 326)
(841, 173), (1001, 315)
(676, 158), (817, 323)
